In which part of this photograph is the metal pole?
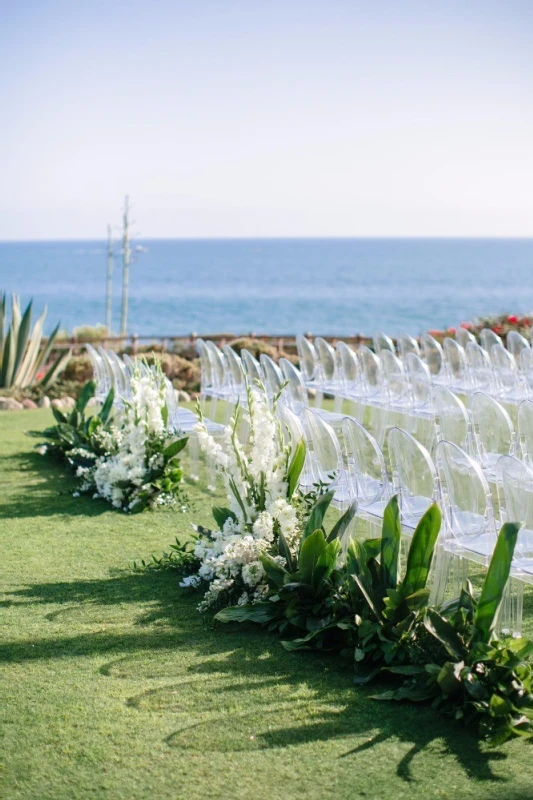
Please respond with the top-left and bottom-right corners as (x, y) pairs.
(120, 195), (130, 335)
(105, 224), (114, 332)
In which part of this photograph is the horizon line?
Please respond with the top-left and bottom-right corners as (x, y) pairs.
(0, 234), (532, 244)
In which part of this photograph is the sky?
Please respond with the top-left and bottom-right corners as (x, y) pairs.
(1, 0), (532, 239)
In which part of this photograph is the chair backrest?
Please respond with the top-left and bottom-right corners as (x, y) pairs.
(442, 337), (467, 382)
(397, 332), (420, 360)
(342, 416), (389, 507)
(108, 350), (129, 394)
(196, 338), (213, 390)
(490, 344), (521, 399)
(315, 337), (337, 383)
(436, 440), (496, 550)
(373, 331), (395, 354)
(97, 346), (118, 392)
(336, 341), (359, 389)
(122, 352), (136, 377)
(241, 348), (263, 384)
(404, 353), (433, 410)
(465, 341), (493, 392)
(222, 344), (245, 392)
(480, 328), (502, 353)
(276, 401), (306, 459)
(420, 333), (443, 377)
(498, 455), (533, 561)
(279, 358), (308, 412)
(470, 391), (515, 469)
(517, 399), (533, 468)
(380, 350), (410, 405)
(205, 340), (226, 388)
(296, 334), (318, 382)
(259, 354), (283, 396)
(433, 385), (471, 451)
(85, 344), (107, 391)
(387, 427), (439, 529)
(519, 347), (533, 394)
(507, 330), (530, 361)
(301, 407), (343, 487)
(358, 345), (383, 397)
(456, 327), (476, 348)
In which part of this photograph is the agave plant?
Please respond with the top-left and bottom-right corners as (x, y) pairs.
(0, 293), (71, 389)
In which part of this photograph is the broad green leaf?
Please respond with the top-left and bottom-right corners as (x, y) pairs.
(312, 539), (342, 592)
(99, 387), (115, 423)
(12, 299), (32, 380)
(436, 661), (464, 696)
(211, 507), (238, 531)
(302, 490), (334, 541)
(215, 603), (279, 624)
(424, 608), (466, 660)
(162, 437), (188, 459)
(259, 553), (287, 588)
(380, 495), (401, 591)
(402, 503), (441, 596)
(1, 327), (15, 387)
(474, 522), (521, 642)
(298, 529), (327, 586)
(287, 438), (306, 498)
(76, 380), (96, 414)
(51, 405), (67, 424)
(327, 501), (357, 543)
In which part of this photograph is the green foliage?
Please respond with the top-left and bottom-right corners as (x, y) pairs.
(374, 523), (533, 744)
(0, 292), (70, 389)
(134, 535), (200, 575)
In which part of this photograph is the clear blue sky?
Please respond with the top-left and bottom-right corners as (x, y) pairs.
(1, 0), (532, 239)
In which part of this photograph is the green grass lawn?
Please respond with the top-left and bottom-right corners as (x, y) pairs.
(2, 409), (533, 800)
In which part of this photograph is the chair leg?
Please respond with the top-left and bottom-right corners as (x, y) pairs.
(188, 434), (200, 482)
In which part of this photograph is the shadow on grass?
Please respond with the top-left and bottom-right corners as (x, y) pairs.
(1, 450), (110, 518)
(1, 569), (512, 784)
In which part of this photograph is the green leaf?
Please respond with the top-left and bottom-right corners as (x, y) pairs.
(40, 348), (72, 389)
(402, 503), (441, 596)
(99, 387), (115, 423)
(436, 661), (464, 696)
(298, 529), (328, 586)
(302, 490), (334, 541)
(12, 299), (32, 379)
(474, 522), (521, 642)
(211, 507), (238, 531)
(76, 380), (96, 413)
(162, 437), (188, 459)
(51, 405), (67, 424)
(424, 608), (466, 660)
(278, 530), (296, 572)
(327, 502), (357, 543)
(287, 438), (306, 498)
(380, 495), (401, 591)
(259, 553), (287, 588)
(215, 603), (279, 624)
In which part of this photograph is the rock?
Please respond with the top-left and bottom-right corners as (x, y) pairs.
(51, 398), (64, 410)
(38, 396), (51, 409)
(0, 397), (24, 411)
(177, 389), (191, 403)
(61, 396), (76, 409)
(22, 398), (38, 409)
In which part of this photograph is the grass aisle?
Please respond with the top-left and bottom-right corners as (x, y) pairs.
(1, 409), (532, 800)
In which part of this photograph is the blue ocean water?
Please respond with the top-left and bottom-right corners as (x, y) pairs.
(0, 238), (532, 337)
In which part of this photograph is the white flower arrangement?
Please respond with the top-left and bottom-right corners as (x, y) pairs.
(183, 380), (307, 610)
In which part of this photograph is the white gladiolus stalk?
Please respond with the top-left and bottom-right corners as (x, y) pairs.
(187, 377), (305, 611)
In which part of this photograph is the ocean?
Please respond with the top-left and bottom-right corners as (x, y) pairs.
(0, 238), (532, 337)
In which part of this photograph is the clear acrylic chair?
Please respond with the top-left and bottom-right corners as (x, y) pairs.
(85, 344), (109, 401)
(490, 343), (525, 405)
(517, 400), (533, 469)
(241, 348), (264, 385)
(480, 328), (502, 353)
(421, 333), (446, 380)
(301, 407), (348, 509)
(387, 427), (440, 533)
(222, 344), (247, 404)
(470, 391), (516, 481)
(357, 346), (388, 443)
(499, 455), (533, 587)
(434, 440), (499, 607)
(276, 401), (313, 491)
(397, 332), (420, 360)
(295, 334), (319, 388)
(373, 331), (395, 354)
(465, 341), (494, 394)
(279, 358), (345, 432)
(507, 330), (530, 362)
(342, 416), (390, 536)
(314, 336), (340, 407)
(433, 384), (472, 453)
(456, 327), (476, 348)
(442, 337), (470, 392)
(403, 352), (436, 450)
(259, 353), (283, 397)
(519, 348), (533, 397)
